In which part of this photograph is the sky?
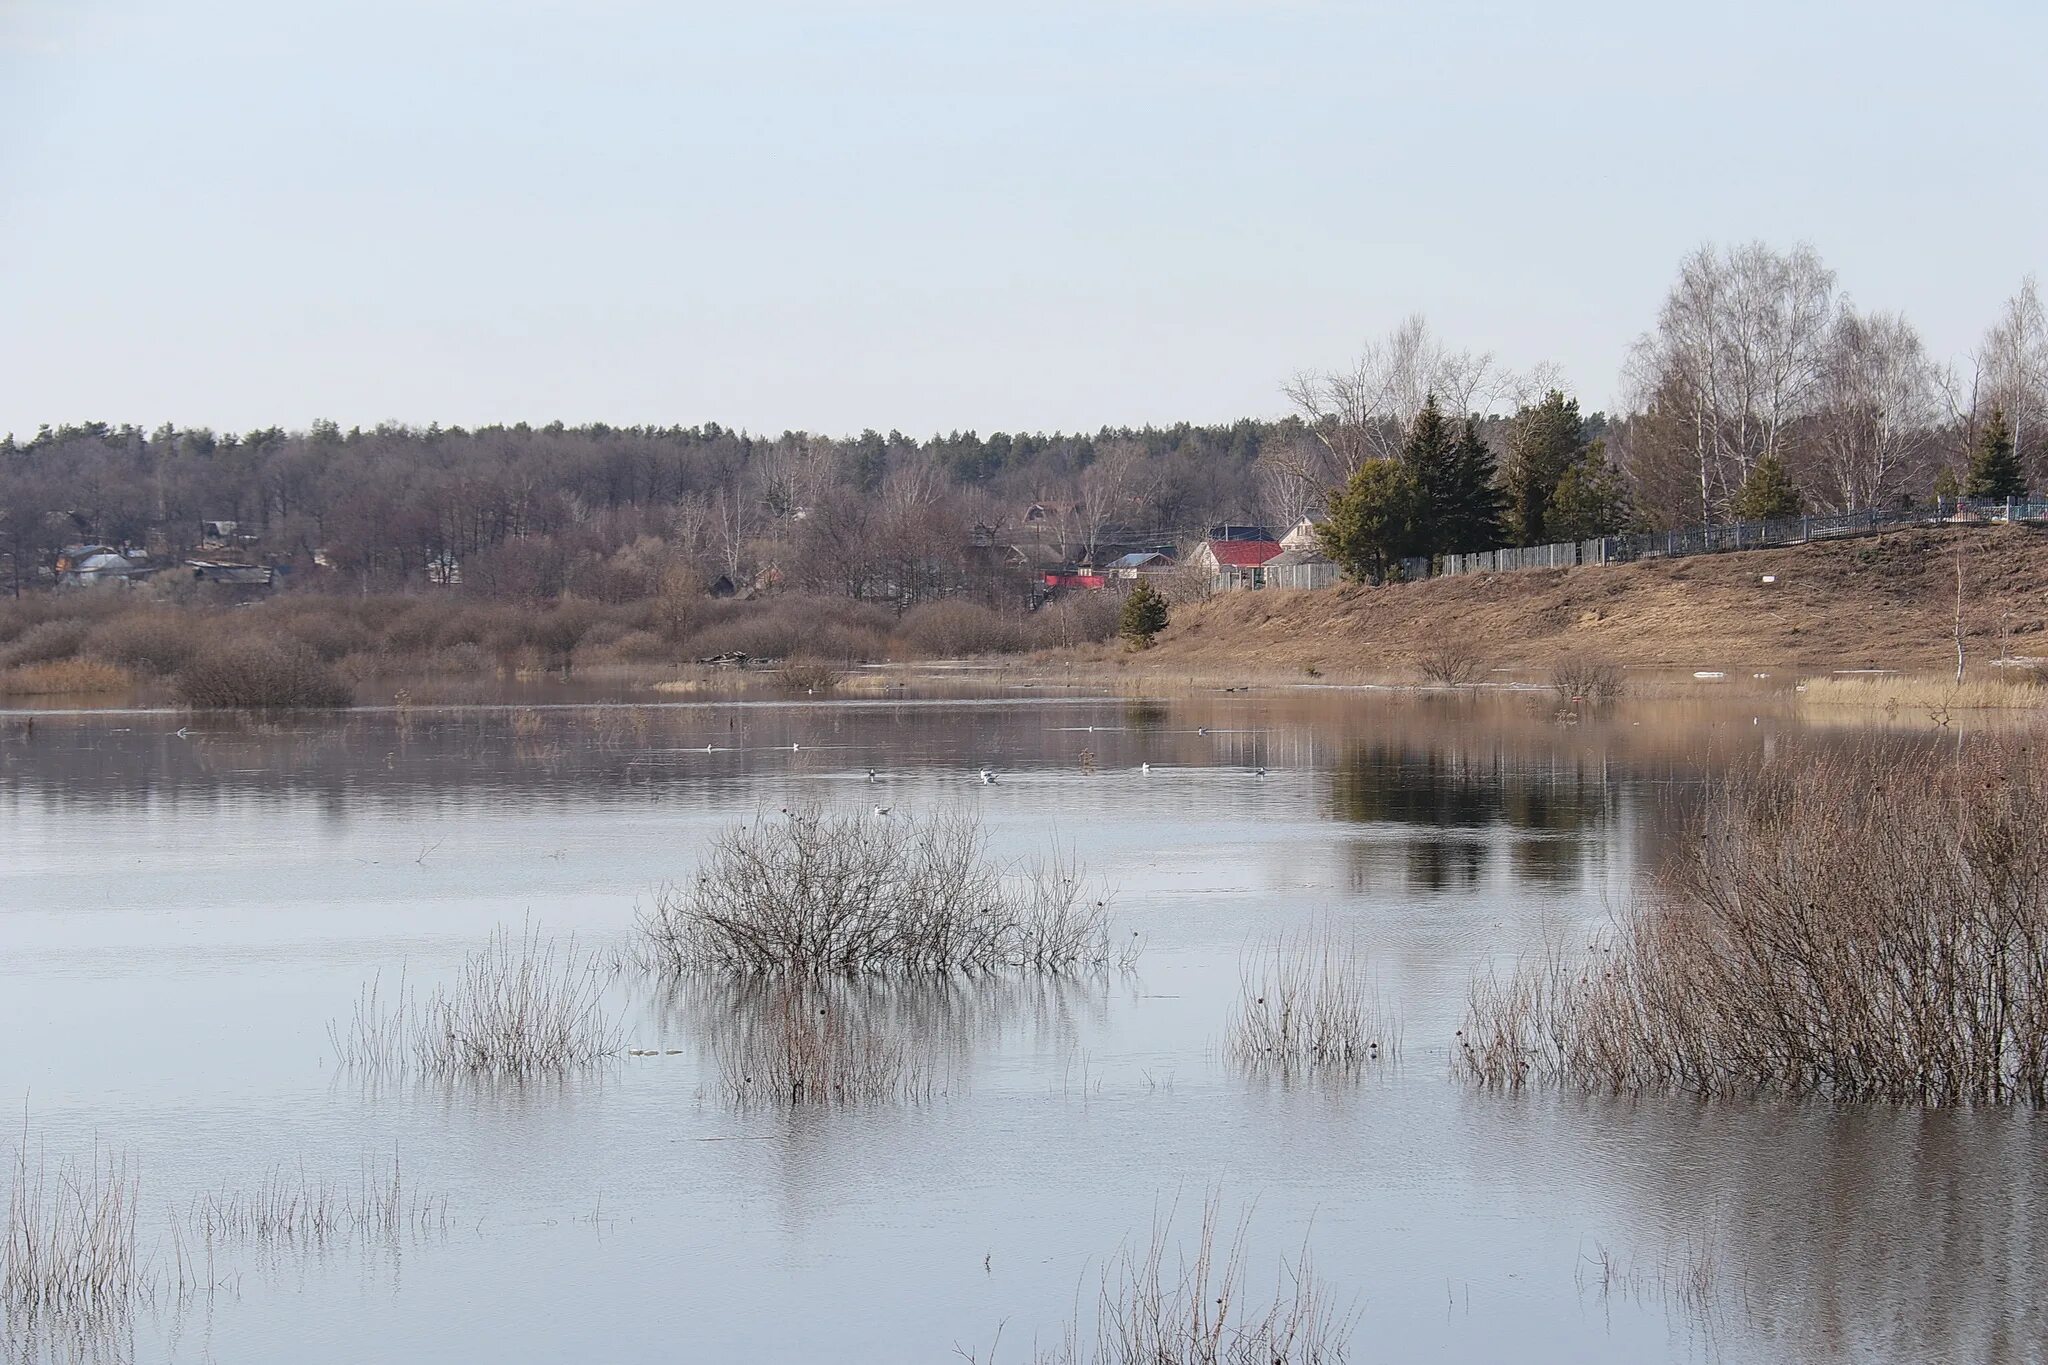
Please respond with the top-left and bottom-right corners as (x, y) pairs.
(2, 0), (2044, 440)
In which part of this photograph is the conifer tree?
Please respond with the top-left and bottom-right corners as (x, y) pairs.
(1118, 579), (1169, 649)
(1504, 391), (1586, 546)
(1965, 408), (2026, 501)
(1442, 419), (1505, 553)
(1546, 440), (1633, 541)
(1398, 394), (1457, 558)
(1729, 451), (1804, 522)
(1316, 459), (1416, 583)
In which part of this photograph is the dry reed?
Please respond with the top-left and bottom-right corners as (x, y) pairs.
(1227, 935), (1396, 1075)
(186, 1153), (447, 1248)
(4, 1139), (142, 1321)
(0, 659), (134, 696)
(638, 809), (1132, 975)
(330, 925), (621, 1077)
(1798, 672), (2045, 711)
(964, 1195), (1353, 1364)
(1458, 739), (2048, 1103)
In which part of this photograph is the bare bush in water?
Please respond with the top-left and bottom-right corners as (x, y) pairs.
(715, 981), (934, 1108)
(1227, 935), (1396, 1074)
(329, 925), (621, 1077)
(1458, 740), (2048, 1103)
(1551, 659), (1625, 703)
(963, 1195), (1353, 1364)
(638, 809), (1131, 975)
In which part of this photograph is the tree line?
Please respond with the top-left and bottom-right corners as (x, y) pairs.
(2, 243), (2041, 603)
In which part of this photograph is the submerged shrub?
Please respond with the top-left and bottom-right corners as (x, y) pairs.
(640, 808), (1130, 975)
(1459, 740), (2048, 1104)
(1228, 934), (1396, 1074)
(84, 613), (201, 676)
(329, 925), (621, 1077)
(713, 980), (933, 1108)
(1551, 659), (1624, 702)
(4, 1141), (142, 1321)
(172, 637), (354, 708)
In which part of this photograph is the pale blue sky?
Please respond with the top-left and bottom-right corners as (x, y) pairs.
(2, 0), (2043, 438)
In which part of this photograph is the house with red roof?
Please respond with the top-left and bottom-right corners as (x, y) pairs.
(1187, 533), (1282, 590)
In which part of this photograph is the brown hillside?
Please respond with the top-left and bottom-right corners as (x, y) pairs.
(1141, 525), (2048, 678)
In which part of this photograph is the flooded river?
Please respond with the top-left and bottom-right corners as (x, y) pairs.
(2, 689), (2042, 1362)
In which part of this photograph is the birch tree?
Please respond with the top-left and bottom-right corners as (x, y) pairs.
(1813, 307), (1940, 512)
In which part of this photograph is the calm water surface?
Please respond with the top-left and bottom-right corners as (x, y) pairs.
(1, 691), (2041, 1363)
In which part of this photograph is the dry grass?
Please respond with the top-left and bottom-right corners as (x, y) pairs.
(330, 925), (621, 1077)
(186, 1154), (447, 1248)
(1798, 672), (2046, 711)
(4, 1139), (142, 1322)
(1227, 935), (1396, 1075)
(1458, 739), (2048, 1103)
(0, 659), (134, 696)
(638, 808), (1133, 976)
(775, 661), (845, 694)
(1133, 525), (2048, 676)
(963, 1195), (1353, 1364)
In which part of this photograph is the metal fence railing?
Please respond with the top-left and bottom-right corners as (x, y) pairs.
(1433, 498), (2047, 582)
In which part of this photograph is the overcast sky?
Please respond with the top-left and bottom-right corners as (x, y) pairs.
(2, 0), (2043, 440)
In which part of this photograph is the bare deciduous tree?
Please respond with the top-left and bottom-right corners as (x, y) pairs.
(1626, 241), (1837, 523)
(1281, 315), (1518, 495)
(1813, 306), (1941, 512)
(1973, 276), (2048, 488)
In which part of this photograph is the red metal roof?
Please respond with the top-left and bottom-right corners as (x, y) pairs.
(1206, 538), (1281, 567)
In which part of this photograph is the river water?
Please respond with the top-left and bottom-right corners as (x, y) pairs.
(1, 689), (2041, 1363)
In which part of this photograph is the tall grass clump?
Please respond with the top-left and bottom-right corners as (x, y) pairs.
(187, 1154), (448, 1249)
(5, 1139), (142, 1323)
(1798, 672), (2046, 711)
(330, 925), (621, 1077)
(0, 659), (134, 696)
(1458, 740), (2048, 1104)
(964, 1196), (1354, 1364)
(639, 809), (1130, 975)
(172, 636), (354, 709)
(1227, 935), (1396, 1075)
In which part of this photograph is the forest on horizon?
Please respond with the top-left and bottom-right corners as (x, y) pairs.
(3, 242), (2043, 607)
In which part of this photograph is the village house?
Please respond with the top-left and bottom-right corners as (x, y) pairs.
(1187, 531), (1282, 591)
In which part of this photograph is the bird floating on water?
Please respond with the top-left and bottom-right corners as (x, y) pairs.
(1141, 762), (1152, 773)
(1196, 727), (1207, 736)
(980, 768), (997, 784)
(1254, 767), (1267, 778)
(873, 805), (891, 817)
(867, 768), (879, 782)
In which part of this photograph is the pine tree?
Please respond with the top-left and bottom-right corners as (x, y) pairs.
(1504, 391), (1586, 546)
(1729, 451), (1804, 522)
(1965, 408), (2026, 501)
(1118, 579), (1169, 649)
(1316, 459), (1417, 583)
(1932, 467), (1960, 503)
(1442, 419), (1505, 553)
(1398, 395), (1457, 558)
(1546, 440), (1633, 541)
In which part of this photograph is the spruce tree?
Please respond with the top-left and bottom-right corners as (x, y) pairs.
(1931, 467), (1960, 503)
(1504, 391), (1586, 546)
(1118, 579), (1169, 649)
(1965, 408), (2025, 501)
(1398, 394), (1457, 557)
(1316, 459), (1416, 583)
(1729, 452), (1804, 522)
(1443, 419), (1505, 553)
